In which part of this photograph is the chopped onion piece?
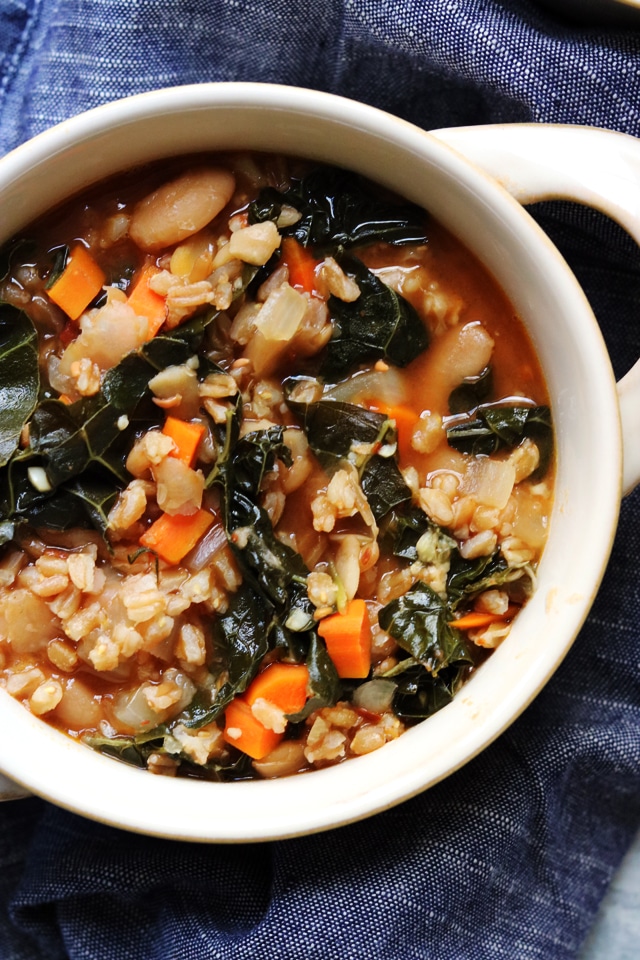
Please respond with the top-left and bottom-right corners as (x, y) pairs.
(184, 520), (227, 572)
(353, 679), (397, 714)
(461, 457), (515, 509)
(244, 283), (307, 376)
(324, 368), (407, 409)
(255, 283), (306, 341)
(253, 741), (308, 779)
(113, 684), (162, 732)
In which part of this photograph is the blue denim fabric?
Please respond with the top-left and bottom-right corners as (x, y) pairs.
(1, 2), (640, 958)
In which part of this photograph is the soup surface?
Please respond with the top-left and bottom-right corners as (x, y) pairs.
(0, 154), (553, 780)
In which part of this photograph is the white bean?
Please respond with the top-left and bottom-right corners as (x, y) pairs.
(54, 677), (102, 730)
(1, 590), (59, 652)
(421, 321), (495, 411)
(129, 168), (236, 251)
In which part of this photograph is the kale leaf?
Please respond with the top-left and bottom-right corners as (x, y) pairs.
(382, 504), (455, 564)
(378, 579), (473, 722)
(206, 416), (320, 699)
(228, 492), (313, 626)
(83, 728), (165, 769)
(287, 397), (386, 463)
(287, 397), (411, 522)
(286, 631), (342, 722)
(84, 726), (256, 781)
(0, 327), (227, 537)
(248, 165), (429, 254)
(446, 404), (553, 477)
(446, 548), (534, 611)
(186, 582), (273, 728)
(322, 256), (429, 379)
(0, 305), (39, 467)
(379, 581), (472, 676)
(448, 365), (493, 415)
(389, 662), (468, 721)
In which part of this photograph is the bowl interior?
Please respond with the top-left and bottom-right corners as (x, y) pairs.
(0, 85), (622, 840)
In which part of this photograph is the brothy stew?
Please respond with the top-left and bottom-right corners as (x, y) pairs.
(0, 155), (553, 781)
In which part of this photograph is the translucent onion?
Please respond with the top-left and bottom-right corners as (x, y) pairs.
(461, 457), (516, 510)
(254, 283), (307, 341)
(353, 679), (397, 714)
(112, 670), (195, 732)
(184, 520), (227, 572)
(165, 669), (197, 713)
(244, 283), (307, 376)
(253, 741), (308, 779)
(154, 457), (204, 516)
(324, 367), (407, 409)
(112, 684), (162, 732)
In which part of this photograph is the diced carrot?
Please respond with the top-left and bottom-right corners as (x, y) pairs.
(384, 404), (418, 463)
(280, 237), (321, 296)
(139, 508), (213, 565)
(365, 401), (417, 463)
(162, 416), (206, 468)
(127, 263), (167, 337)
(48, 244), (106, 321)
(448, 607), (518, 631)
(223, 697), (283, 760)
(317, 598), (371, 679)
(245, 662), (310, 715)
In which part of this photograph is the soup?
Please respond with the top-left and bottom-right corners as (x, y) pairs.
(0, 154), (552, 780)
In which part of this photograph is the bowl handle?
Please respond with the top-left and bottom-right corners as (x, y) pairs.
(431, 123), (640, 496)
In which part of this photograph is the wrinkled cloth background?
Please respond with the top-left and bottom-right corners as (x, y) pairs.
(1, 1), (640, 958)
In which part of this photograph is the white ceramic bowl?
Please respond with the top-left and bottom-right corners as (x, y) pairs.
(0, 84), (638, 839)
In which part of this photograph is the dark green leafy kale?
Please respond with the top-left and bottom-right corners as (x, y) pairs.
(43, 245), (70, 289)
(228, 426), (292, 502)
(247, 165), (429, 255)
(83, 726), (167, 769)
(389, 662), (468, 721)
(446, 548), (534, 612)
(287, 397), (411, 522)
(0, 256), (258, 541)
(84, 726), (256, 781)
(379, 582), (472, 676)
(359, 454), (413, 525)
(228, 492), (311, 620)
(183, 582), (272, 728)
(249, 169), (430, 380)
(0, 324), (225, 537)
(9, 477), (119, 538)
(382, 503), (456, 564)
(0, 305), (39, 467)
(287, 397), (386, 462)
(322, 256), (429, 379)
(203, 408), (338, 724)
(446, 404), (553, 478)
(286, 631), (342, 723)
(378, 582), (473, 722)
(448, 365), (493, 415)
(210, 413), (313, 629)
